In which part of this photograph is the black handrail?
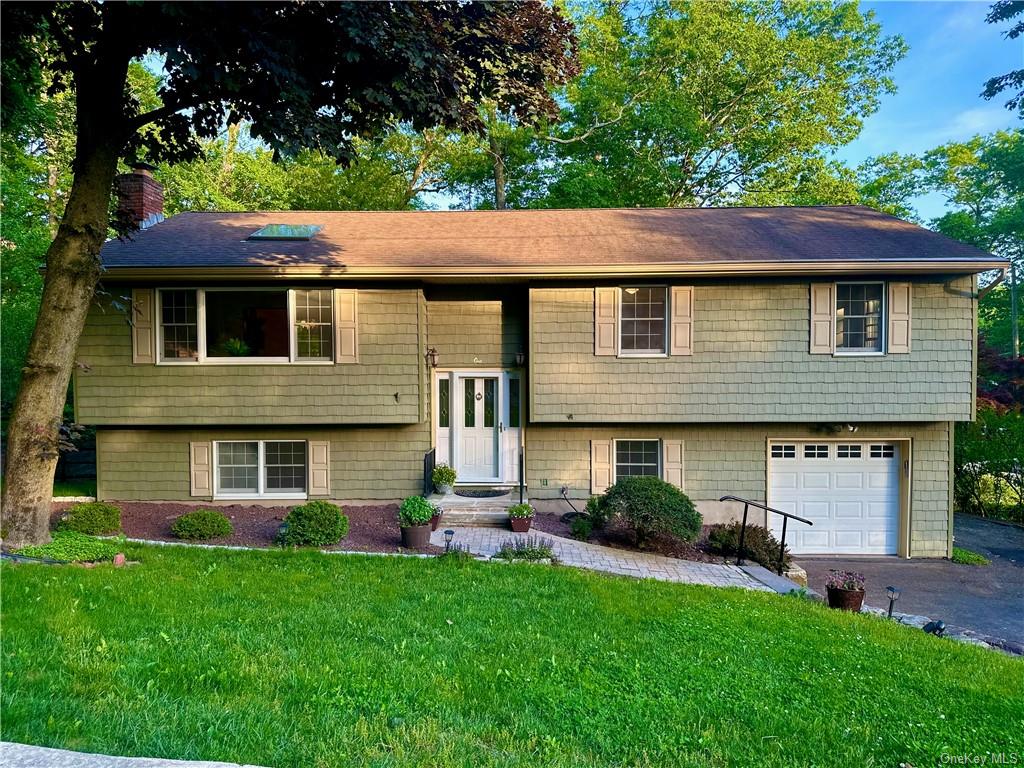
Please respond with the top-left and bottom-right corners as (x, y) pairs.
(719, 495), (813, 575)
(518, 449), (525, 504)
(423, 448), (436, 497)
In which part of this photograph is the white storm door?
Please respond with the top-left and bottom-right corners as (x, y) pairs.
(457, 377), (500, 481)
(769, 442), (900, 555)
(501, 375), (522, 483)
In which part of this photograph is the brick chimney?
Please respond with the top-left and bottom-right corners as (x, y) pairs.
(116, 162), (164, 230)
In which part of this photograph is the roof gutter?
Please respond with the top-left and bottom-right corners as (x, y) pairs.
(98, 258), (1010, 281)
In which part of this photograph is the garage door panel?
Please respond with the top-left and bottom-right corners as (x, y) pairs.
(834, 501), (864, 519)
(769, 442), (898, 555)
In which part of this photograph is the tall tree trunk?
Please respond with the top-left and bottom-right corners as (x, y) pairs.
(489, 132), (507, 210)
(2, 94), (124, 547)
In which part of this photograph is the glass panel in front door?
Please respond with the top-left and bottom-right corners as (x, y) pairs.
(464, 379), (475, 427)
(484, 379), (496, 427)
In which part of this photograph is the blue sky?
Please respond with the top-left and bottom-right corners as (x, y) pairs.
(835, 0), (1022, 221)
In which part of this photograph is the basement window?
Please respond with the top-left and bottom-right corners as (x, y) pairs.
(214, 440), (307, 498)
(614, 439), (661, 480)
(248, 224), (322, 241)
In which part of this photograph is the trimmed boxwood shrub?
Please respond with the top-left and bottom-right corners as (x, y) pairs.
(706, 522), (791, 571)
(55, 502), (121, 535)
(277, 501), (349, 547)
(596, 476), (701, 546)
(171, 509), (233, 541)
(398, 496), (435, 527)
(17, 531), (121, 563)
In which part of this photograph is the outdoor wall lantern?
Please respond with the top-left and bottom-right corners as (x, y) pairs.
(885, 585), (901, 618)
(515, 350), (525, 367)
(424, 347), (439, 369)
(443, 529), (455, 552)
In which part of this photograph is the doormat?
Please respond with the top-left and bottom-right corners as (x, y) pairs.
(454, 489), (510, 498)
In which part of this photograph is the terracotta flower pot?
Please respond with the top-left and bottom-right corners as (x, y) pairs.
(510, 516), (532, 533)
(826, 586), (865, 612)
(401, 524), (431, 548)
(430, 512), (442, 531)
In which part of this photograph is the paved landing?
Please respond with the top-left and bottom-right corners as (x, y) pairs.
(432, 526), (770, 590)
(0, 742), (267, 768)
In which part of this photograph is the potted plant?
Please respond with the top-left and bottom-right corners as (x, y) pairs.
(430, 506), (443, 531)
(399, 496), (435, 548)
(432, 464), (456, 495)
(825, 569), (866, 611)
(508, 503), (535, 533)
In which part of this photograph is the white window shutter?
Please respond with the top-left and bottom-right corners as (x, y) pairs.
(887, 282), (912, 354)
(809, 283), (835, 354)
(669, 286), (693, 356)
(663, 440), (684, 489)
(594, 288), (617, 356)
(190, 442), (212, 497)
(131, 288), (156, 364)
(591, 439), (612, 494)
(308, 440), (331, 496)
(334, 289), (358, 363)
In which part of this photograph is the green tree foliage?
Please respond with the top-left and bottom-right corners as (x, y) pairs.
(979, 284), (1024, 356)
(541, 0), (906, 208)
(982, 0), (1024, 118)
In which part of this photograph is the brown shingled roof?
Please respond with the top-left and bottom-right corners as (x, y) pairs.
(99, 205), (1003, 275)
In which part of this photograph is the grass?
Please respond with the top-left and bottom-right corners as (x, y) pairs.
(2, 546), (1021, 768)
(52, 478), (96, 497)
(951, 546), (992, 566)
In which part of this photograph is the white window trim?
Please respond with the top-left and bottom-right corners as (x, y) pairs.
(833, 281), (887, 357)
(611, 438), (663, 483)
(617, 285), (669, 358)
(213, 439), (309, 500)
(156, 287), (335, 366)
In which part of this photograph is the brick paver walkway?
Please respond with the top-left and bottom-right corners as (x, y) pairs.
(431, 526), (769, 590)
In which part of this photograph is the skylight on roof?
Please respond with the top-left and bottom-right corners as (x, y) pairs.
(248, 224), (322, 241)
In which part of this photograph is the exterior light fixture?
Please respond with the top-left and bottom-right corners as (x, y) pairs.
(885, 585), (901, 618)
(424, 347), (439, 368)
(515, 350), (525, 367)
(444, 529), (455, 552)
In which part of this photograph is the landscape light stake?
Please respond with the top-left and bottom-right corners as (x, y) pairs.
(444, 529), (455, 552)
(886, 586), (901, 619)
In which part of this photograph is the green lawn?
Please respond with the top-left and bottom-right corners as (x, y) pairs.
(2, 546), (1021, 768)
(0, 477), (96, 498)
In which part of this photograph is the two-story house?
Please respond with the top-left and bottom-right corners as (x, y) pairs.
(77, 165), (1005, 558)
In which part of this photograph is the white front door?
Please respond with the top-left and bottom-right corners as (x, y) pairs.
(457, 376), (499, 481)
(769, 442), (900, 555)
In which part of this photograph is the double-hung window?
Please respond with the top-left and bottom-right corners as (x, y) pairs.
(619, 286), (667, 355)
(214, 440), (307, 498)
(157, 288), (334, 363)
(614, 439), (661, 480)
(835, 282), (884, 354)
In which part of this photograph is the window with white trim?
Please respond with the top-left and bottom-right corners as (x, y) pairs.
(870, 444), (895, 459)
(836, 282), (884, 353)
(837, 444), (862, 459)
(214, 440), (307, 498)
(619, 286), (667, 355)
(157, 288), (337, 363)
(771, 444), (796, 459)
(614, 439), (661, 479)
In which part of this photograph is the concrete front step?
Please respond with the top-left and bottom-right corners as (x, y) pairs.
(438, 510), (511, 528)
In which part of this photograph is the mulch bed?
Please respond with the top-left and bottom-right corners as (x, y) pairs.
(530, 510), (727, 564)
(50, 501), (442, 554)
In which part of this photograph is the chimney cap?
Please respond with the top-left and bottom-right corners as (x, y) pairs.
(130, 161), (158, 173)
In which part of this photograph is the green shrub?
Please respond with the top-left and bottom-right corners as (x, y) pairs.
(570, 516), (593, 541)
(508, 503), (534, 519)
(171, 509), (233, 541)
(16, 531), (121, 563)
(951, 546), (991, 566)
(493, 535), (554, 561)
(277, 501), (348, 547)
(706, 522), (791, 571)
(432, 463), (457, 488)
(585, 495), (608, 527)
(55, 502), (121, 535)
(595, 476), (701, 545)
(398, 496), (435, 527)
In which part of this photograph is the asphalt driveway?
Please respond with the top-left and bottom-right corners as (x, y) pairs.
(798, 514), (1024, 642)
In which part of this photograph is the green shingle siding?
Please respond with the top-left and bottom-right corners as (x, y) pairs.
(75, 289), (423, 425)
(529, 279), (975, 423)
(426, 297), (524, 370)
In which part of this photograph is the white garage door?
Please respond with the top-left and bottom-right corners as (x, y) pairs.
(768, 442), (900, 555)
